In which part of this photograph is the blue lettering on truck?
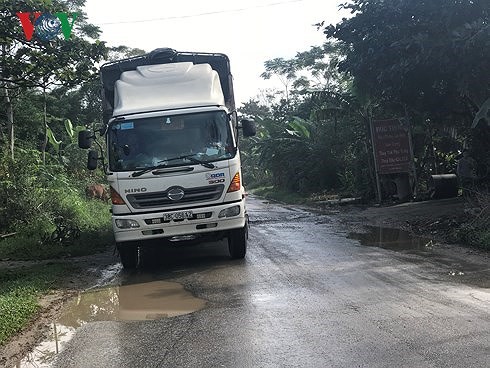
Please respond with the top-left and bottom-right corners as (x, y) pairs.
(206, 172), (225, 184)
(206, 172), (225, 180)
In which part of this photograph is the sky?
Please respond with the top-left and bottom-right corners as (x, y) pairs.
(83, 0), (348, 107)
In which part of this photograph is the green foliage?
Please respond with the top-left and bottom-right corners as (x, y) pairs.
(287, 117), (311, 138)
(0, 89), (41, 147)
(0, 264), (68, 345)
(48, 77), (104, 127)
(240, 45), (374, 197)
(0, 147), (111, 260)
(0, 1), (110, 262)
(0, 226), (112, 260)
(453, 191), (490, 249)
(322, 0), (490, 193)
(45, 118), (86, 154)
(244, 1), (489, 201)
(1, 0), (108, 89)
(107, 45), (146, 61)
(0, 293), (38, 345)
(324, 0), (489, 111)
(46, 124), (62, 152)
(0, 0), (118, 345)
(0, 147), (43, 231)
(64, 118), (75, 139)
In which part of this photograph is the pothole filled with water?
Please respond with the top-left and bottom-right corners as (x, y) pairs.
(349, 226), (434, 251)
(349, 226), (490, 289)
(15, 280), (206, 367)
(60, 280), (206, 322)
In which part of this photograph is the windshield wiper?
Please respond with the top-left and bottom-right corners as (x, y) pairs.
(131, 163), (168, 177)
(179, 156), (216, 169)
(131, 154), (215, 177)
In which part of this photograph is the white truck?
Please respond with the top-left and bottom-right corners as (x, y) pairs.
(79, 48), (256, 268)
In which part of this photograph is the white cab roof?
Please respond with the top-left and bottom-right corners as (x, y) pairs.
(113, 62), (225, 116)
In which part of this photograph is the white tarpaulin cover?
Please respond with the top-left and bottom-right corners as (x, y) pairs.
(113, 62), (225, 116)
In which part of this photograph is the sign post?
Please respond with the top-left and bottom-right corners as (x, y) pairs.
(370, 118), (414, 201)
(369, 118), (382, 203)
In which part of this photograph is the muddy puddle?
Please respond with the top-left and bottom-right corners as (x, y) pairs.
(349, 226), (434, 251)
(14, 280), (205, 367)
(349, 226), (490, 289)
(60, 280), (206, 322)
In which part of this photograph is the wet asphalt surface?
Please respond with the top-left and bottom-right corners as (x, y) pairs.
(50, 196), (489, 368)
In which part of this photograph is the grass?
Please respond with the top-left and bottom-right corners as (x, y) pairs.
(452, 225), (490, 251)
(0, 199), (113, 261)
(479, 230), (490, 250)
(0, 229), (113, 261)
(455, 191), (490, 250)
(0, 199), (113, 346)
(0, 264), (69, 345)
(0, 156), (114, 344)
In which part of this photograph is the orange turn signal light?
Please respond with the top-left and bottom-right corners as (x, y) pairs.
(110, 186), (126, 205)
(227, 172), (241, 193)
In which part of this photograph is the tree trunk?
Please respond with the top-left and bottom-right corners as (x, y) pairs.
(41, 87), (48, 164)
(1, 44), (14, 159)
(2, 86), (14, 159)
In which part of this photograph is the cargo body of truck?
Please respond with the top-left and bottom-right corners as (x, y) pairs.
(79, 48), (256, 268)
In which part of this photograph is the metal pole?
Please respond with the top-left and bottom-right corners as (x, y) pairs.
(369, 118), (382, 203)
(406, 117), (417, 199)
(402, 105), (417, 200)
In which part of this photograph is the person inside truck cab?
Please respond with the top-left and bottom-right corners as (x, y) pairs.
(115, 132), (154, 169)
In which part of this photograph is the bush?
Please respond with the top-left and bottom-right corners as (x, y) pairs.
(0, 148), (42, 231)
(0, 147), (112, 260)
(454, 190), (490, 250)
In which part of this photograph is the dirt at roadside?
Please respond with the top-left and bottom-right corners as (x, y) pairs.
(338, 197), (469, 235)
(0, 249), (118, 368)
(320, 196), (488, 283)
(334, 196), (487, 250)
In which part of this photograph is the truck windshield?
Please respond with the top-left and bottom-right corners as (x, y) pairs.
(108, 111), (235, 171)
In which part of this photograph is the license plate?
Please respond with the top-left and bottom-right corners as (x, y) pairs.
(162, 211), (193, 221)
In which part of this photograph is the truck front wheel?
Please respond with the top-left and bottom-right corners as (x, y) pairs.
(228, 225), (247, 259)
(116, 241), (139, 269)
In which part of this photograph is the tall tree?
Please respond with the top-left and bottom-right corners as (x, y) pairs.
(323, 0), (489, 123)
(0, 0), (107, 159)
(241, 42), (377, 197)
(324, 0), (490, 183)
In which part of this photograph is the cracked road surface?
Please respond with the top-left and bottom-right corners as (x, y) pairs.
(46, 197), (489, 367)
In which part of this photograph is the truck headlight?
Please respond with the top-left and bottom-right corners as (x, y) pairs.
(218, 205), (240, 218)
(115, 219), (140, 229)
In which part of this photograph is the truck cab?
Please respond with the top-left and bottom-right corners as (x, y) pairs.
(80, 48), (255, 268)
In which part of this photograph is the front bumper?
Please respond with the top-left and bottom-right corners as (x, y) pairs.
(112, 201), (246, 243)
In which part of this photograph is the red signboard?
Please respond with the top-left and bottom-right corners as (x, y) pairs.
(371, 119), (412, 174)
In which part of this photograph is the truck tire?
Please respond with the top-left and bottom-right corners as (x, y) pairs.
(117, 241), (138, 269)
(228, 225), (247, 259)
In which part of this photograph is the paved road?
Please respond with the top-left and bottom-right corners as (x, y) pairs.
(52, 197), (489, 368)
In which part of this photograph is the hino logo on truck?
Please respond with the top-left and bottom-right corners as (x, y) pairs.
(125, 188), (147, 193)
(167, 187), (185, 201)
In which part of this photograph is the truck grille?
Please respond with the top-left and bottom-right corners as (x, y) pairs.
(127, 184), (224, 209)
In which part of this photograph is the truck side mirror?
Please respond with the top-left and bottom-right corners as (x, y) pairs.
(241, 119), (256, 137)
(78, 130), (93, 149)
(87, 150), (98, 170)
